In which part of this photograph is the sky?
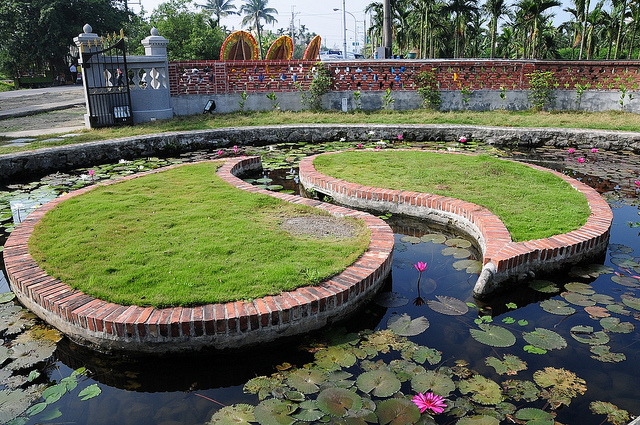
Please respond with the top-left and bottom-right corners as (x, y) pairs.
(127, 0), (573, 53)
(129, 0), (373, 52)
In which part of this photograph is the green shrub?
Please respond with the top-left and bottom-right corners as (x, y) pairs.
(299, 62), (332, 111)
(526, 71), (557, 111)
(414, 69), (441, 110)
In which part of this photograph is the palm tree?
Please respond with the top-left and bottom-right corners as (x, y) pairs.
(483, 0), (511, 58)
(240, 0), (278, 59)
(198, 0), (238, 27)
(444, 0), (479, 57)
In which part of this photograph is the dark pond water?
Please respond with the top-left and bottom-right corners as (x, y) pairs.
(1, 140), (639, 425)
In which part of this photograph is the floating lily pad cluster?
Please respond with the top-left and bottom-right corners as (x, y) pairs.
(397, 233), (482, 274)
(206, 327), (627, 425)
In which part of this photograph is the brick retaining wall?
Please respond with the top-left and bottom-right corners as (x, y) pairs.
(169, 59), (640, 96)
(4, 156), (394, 353)
(298, 151), (613, 296)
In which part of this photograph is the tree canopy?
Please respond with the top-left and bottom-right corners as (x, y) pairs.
(0, 0), (129, 78)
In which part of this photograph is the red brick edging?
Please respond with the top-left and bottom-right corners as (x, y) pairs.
(4, 157), (393, 353)
(299, 151), (613, 296)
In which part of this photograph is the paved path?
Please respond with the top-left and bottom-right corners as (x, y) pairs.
(0, 86), (85, 138)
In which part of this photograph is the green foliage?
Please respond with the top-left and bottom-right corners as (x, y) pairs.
(526, 71), (557, 111)
(0, 80), (14, 92)
(414, 69), (441, 110)
(266, 92), (279, 110)
(299, 62), (331, 111)
(0, 0), (129, 79)
(238, 91), (248, 111)
(460, 85), (473, 107)
(382, 88), (395, 110)
(150, 0), (225, 60)
(353, 90), (362, 110)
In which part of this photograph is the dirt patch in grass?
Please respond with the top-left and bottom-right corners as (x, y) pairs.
(280, 216), (359, 239)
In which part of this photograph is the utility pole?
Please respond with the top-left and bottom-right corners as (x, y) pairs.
(383, 0), (392, 58)
(290, 6), (296, 47)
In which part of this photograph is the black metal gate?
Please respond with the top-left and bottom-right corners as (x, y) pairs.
(81, 37), (133, 128)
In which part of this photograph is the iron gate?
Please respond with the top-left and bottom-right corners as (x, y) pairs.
(81, 37), (133, 128)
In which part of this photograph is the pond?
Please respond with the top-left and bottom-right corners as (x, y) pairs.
(1, 139), (639, 425)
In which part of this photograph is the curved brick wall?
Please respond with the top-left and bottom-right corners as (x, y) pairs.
(299, 151), (612, 296)
(4, 157), (394, 353)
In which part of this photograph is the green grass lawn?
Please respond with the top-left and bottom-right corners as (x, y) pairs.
(29, 162), (370, 307)
(2, 109), (640, 155)
(313, 151), (590, 242)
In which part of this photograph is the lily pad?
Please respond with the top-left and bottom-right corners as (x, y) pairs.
(501, 379), (540, 402)
(539, 299), (576, 315)
(411, 370), (456, 397)
(470, 324), (516, 348)
(315, 346), (357, 371)
(532, 367), (587, 398)
(427, 296), (469, 316)
(400, 236), (422, 244)
(442, 246), (471, 258)
(606, 303), (631, 315)
(570, 264), (614, 278)
(621, 295), (640, 311)
(458, 375), (504, 405)
(485, 355), (527, 375)
(590, 346), (626, 363)
(452, 259), (482, 273)
(584, 306), (610, 318)
(0, 388), (43, 424)
(529, 280), (560, 294)
(564, 282), (595, 295)
(253, 398), (296, 425)
(207, 404), (256, 425)
(611, 275), (640, 288)
(570, 325), (610, 345)
(600, 317), (634, 333)
(316, 388), (362, 417)
(456, 415), (500, 425)
(376, 398), (420, 425)
(445, 238), (472, 248)
(77, 384), (101, 401)
(374, 292), (409, 308)
(421, 233), (446, 244)
(387, 313), (430, 336)
(0, 292), (15, 303)
(561, 292), (596, 307)
(522, 328), (567, 351)
(356, 369), (401, 397)
(287, 369), (326, 394)
(590, 401), (630, 425)
(514, 408), (554, 425)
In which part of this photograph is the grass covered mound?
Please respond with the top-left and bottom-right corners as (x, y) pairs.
(29, 162), (370, 308)
(313, 151), (590, 242)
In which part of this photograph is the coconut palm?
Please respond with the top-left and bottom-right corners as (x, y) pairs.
(444, 0), (479, 57)
(240, 0), (278, 59)
(198, 0), (238, 27)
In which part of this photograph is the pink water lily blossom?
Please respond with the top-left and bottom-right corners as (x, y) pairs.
(412, 392), (447, 414)
(233, 145), (238, 154)
(398, 134), (403, 140)
(568, 148), (576, 154)
(635, 180), (640, 186)
(577, 157), (585, 163)
(88, 170), (94, 177)
(414, 261), (428, 273)
(591, 148), (599, 153)
(217, 150), (223, 156)
(357, 144), (363, 148)
(459, 137), (467, 143)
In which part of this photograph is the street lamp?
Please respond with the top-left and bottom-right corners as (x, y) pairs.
(333, 6), (357, 59)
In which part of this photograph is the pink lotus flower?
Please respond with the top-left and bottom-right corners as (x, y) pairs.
(591, 148), (598, 153)
(577, 157), (585, 163)
(459, 137), (467, 143)
(568, 148), (575, 154)
(412, 392), (447, 414)
(233, 145), (238, 154)
(414, 261), (428, 273)
(398, 134), (403, 140)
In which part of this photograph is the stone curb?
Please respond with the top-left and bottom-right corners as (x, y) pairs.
(2, 124), (640, 181)
(298, 151), (613, 296)
(4, 156), (394, 353)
